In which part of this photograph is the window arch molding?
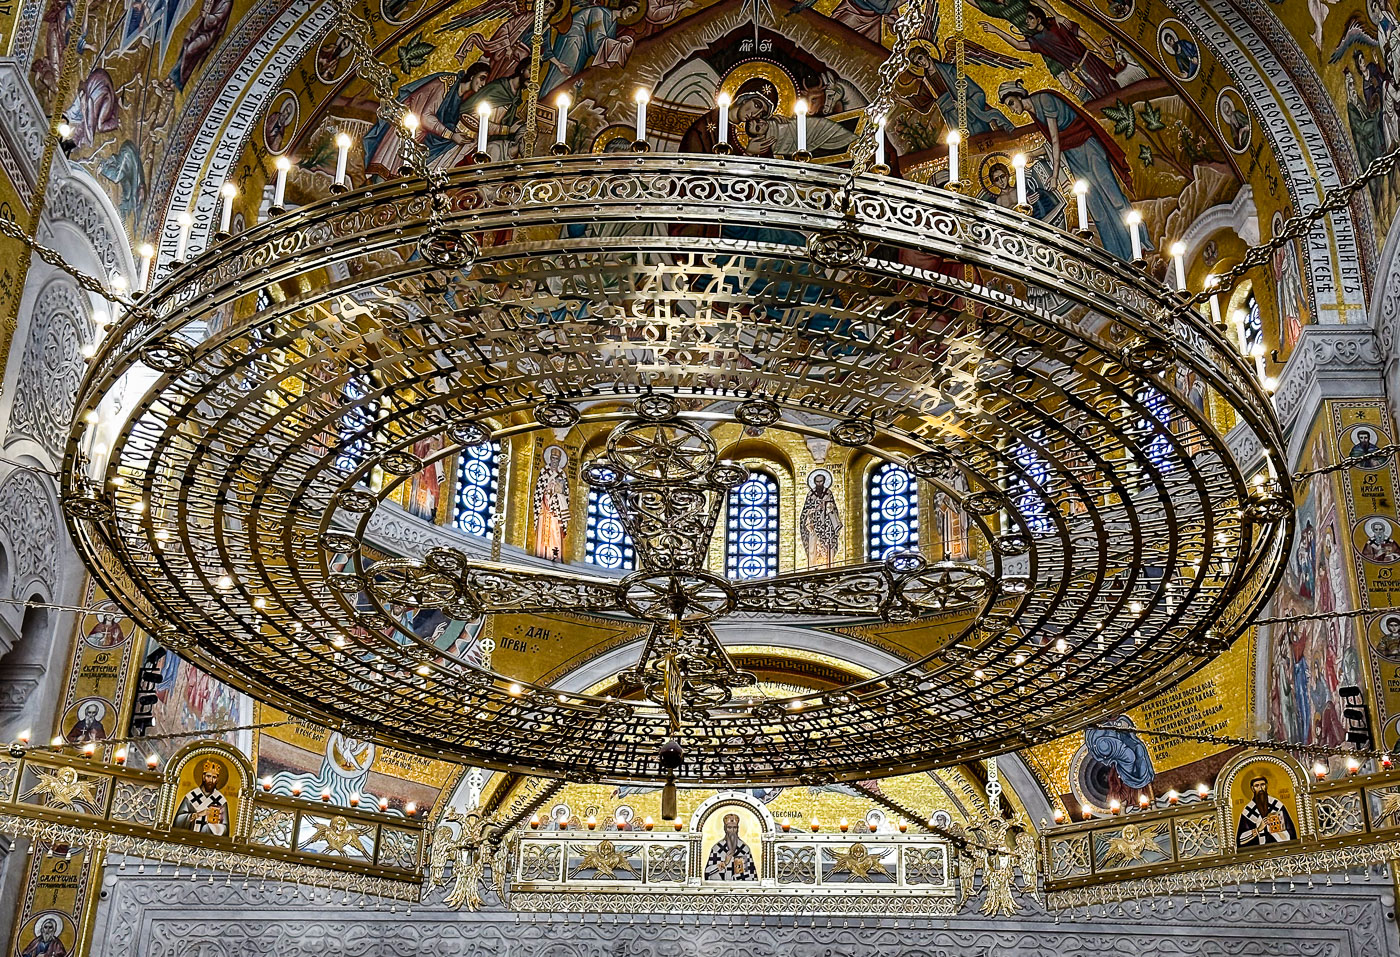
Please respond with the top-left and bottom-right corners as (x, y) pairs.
(862, 456), (922, 562)
(713, 438), (796, 575)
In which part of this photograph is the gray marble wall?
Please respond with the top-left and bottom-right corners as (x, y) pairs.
(87, 869), (1400, 957)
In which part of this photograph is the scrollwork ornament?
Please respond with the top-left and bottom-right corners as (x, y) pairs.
(807, 229), (867, 268)
(534, 401), (581, 429)
(735, 398), (781, 427)
(321, 531), (361, 552)
(448, 420), (491, 447)
(417, 228), (478, 270)
(634, 393), (679, 421)
(1122, 336), (1174, 373)
(907, 449), (953, 477)
(336, 489), (378, 513)
(139, 338), (193, 372)
(380, 451), (422, 476)
(830, 418), (876, 447)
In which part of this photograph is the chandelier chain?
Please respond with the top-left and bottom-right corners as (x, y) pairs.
(336, 3), (442, 188)
(1090, 724), (1389, 762)
(849, 0), (928, 173)
(1187, 143), (1400, 308)
(14, 720), (295, 756)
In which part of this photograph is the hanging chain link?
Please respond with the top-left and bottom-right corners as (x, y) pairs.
(337, 3), (444, 189)
(1288, 443), (1400, 485)
(1184, 143), (1400, 309)
(1092, 724), (1391, 763)
(0, 216), (136, 309)
(850, 0), (929, 173)
(522, 0), (549, 157)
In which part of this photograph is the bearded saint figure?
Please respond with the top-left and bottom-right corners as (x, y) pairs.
(532, 445), (571, 560)
(800, 471), (843, 568)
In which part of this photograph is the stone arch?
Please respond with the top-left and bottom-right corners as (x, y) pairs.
(0, 469), (60, 604)
(5, 277), (95, 462)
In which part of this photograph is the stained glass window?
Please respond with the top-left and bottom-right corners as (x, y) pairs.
(1244, 291), (1263, 353)
(868, 462), (919, 560)
(334, 369), (379, 482)
(726, 471), (779, 580)
(1136, 387), (1173, 472)
(586, 477), (635, 570)
(453, 442), (500, 537)
(1012, 435), (1051, 535)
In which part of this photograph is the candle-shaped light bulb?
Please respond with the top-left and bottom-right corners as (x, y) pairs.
(137, 243), (155, 290)
(147, 753), (159, 769)
(795, 99), (808, 153)
(1073, 179), (1089, 231)
(1314, 761), (1328, 780)
(218, 181), (238, 234)
(634, 88), (649, 144)
(1264, 450), (1278, 482)
(1081, 803), (1094, 820)
(946, 130), (961, 184)
(874, 115), (887, 168)
(1011, 152), (1028, 208)
(1196, 783), (1210, 799)
(114, 747), (127, 764)
(1169, 241), (1187, 291)
(1125, 209), (1143, 261)
(1231, 308), (1249, 354)
(175, 210), (193, 261)
(402, 112), (419, 135)
(716, 92), (731, 146)
(333, 132), (352, 188)
(555, 92), (570, 145)
(272, 155), (291, 209)
(1205, 274), (1223, 326)
(17, 729), (30, 744)
(476, 101), (491, 155)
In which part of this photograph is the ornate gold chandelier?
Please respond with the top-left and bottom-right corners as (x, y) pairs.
(57, 142), (1290, 789)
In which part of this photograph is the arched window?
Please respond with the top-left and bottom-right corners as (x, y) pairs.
(727, 471), (779, 580)
(453, 442), (500, 537)
(1135, 387), (1173, 473)
(1013, 434), (1051, 535)
(586, 482), (635, 570)
(868, 462), (919, 560)
(334, 369), (380, 482)
(1243, 290), (1263, 354)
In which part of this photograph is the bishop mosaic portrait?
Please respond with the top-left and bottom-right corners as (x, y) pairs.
(174, 758), (230, 836)
(1236, 776), (1297, 848)
(704, 813), (757, 881)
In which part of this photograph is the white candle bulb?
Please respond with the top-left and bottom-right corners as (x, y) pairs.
(138, 243), (155, 290)
(717, 92), (731, 146)
(175, 210), (192, 260)
(1011, 152), (1028, 207)
(1231, 309), (1249, 355)
(795, 99), (808, 153)
(273, 155), (290, 209)
(1073, 179), (1089, 231)
(635, 88), (649, 144)
(946, 130), (961, 185)
(874, 116), (886, 168)
(476, 101), (491, 154)
(218, 181), (237, 234)
(1169, 241), (1186, 291)
(1125, 209), (1143, 261)
(1205, 274), (1222, 326)
(555, 93), (570, 145)
(1264, 450), (1278, 481)
(333, 132), (351, 187)
(402, 112), (419, 135)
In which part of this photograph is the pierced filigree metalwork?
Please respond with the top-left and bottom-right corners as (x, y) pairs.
(64, 154), (1288, 786)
